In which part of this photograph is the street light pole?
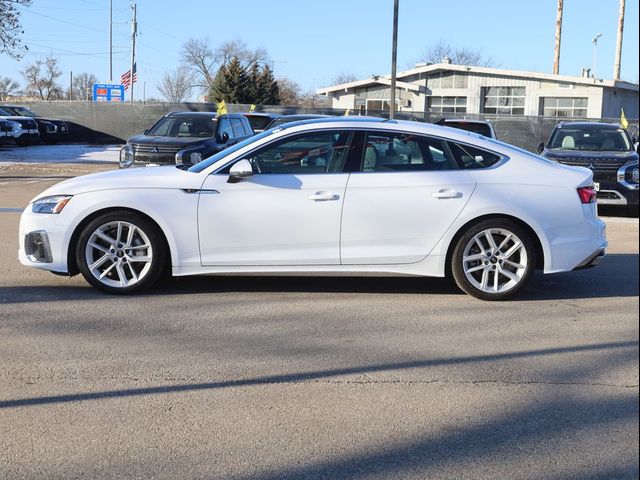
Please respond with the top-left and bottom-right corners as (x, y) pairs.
(109, 0), (113, 83)
(592, 32), (603, 79)
(389, 0), (399, 120)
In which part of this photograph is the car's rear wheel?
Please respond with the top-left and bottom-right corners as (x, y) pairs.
(76, 211), (166, 294)
(451, 219), (536, 301)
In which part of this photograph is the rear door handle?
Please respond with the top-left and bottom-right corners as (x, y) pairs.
(432, 189), (463, 199)
(308, 191), (340, 201)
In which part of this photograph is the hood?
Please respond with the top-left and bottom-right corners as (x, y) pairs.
(32, 165), (204, 201)
(128, 135), (211, 147)
(0, 115), (36, 123)
(543, 149), (638, 162)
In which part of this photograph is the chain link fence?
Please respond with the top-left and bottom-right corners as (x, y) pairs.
(6, 101), (639, 153)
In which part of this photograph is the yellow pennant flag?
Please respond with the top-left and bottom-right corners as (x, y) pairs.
(344, 108), (350, 116)
(217, 100), (227, 116)
(620, 108), (629, 129)
(249, 104), (256, 112)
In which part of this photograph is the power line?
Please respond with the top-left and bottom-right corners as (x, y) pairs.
(17, 8), (110, 34)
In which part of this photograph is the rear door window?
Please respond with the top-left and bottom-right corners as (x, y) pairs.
(360, 131), (458, 172)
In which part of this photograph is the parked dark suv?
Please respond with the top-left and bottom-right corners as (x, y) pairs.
(119, 112), (254, 168)
(539, 122), (638, 212)
(0, 104), (70, 143)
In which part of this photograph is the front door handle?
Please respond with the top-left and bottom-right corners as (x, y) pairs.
(432, 189), (463, 199)
(308, 191), (340, 201)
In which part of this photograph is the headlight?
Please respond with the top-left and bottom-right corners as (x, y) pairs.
(176, 146), (206, 165)
(119, 144), (134, 168)
(31, 195), (73, 214)
(11, 121), (21, 134)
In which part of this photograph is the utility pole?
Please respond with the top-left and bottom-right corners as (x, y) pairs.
(69, 71), (73, 100)
(109, 0), (113, 83)
(129, 2), (137, 103)
(592, 32), (603, 79)
(553, 0), (563, 74)
(613, 0), (625, 79)
(389, 0), (399, 120)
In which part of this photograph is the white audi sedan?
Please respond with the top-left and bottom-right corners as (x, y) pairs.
(19, 118), (607, 300)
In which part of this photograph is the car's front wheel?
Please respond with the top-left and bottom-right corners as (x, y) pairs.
(76, 211), (167, 294)
(451, 219), (536, 301)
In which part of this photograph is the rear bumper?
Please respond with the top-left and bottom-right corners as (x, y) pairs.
(573, 248), (606, 270)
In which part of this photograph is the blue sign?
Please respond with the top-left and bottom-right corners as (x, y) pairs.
(92, 83), (125, 102)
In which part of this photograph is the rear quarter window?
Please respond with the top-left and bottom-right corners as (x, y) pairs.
(448, 142), (503, 169)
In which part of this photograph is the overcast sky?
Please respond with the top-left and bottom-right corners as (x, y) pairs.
(1, 0), (638, 101)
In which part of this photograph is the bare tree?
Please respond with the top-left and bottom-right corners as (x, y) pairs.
(71, 72), (97, 101)
(0, 76), (21, 100)
(21, 55), (63, 100)
(157, 69), (193, 103)
(0, 0), (31, 59)
(181, 38), (216, 90)
(332, 72), (358, 85)
(214, 38), (268, 67)
(181, 37), (270, 92)
(277, 77), (302, 106)
(417, 40), (496, 67)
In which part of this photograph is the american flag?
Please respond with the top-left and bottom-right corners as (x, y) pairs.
(120, 63), (137, 90)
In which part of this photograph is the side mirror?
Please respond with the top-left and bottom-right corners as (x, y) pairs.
(216, 131), (229, 144)
(228, 159), (253, 183)
(537, 142), (545, 154)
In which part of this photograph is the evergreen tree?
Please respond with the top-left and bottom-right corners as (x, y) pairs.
(208, 56), (249, 104)
(246, 62), (262, 104)
(257, 65), (280, 105)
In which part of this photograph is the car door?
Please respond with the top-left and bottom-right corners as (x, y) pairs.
(340, 130), (476, 265)
(198, 129), (355, 266)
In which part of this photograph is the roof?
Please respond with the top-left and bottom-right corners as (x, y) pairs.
(316, 62), (640, 95)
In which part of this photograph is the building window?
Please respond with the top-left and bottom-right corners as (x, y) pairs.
(426, 72), (468, 89)
(428, 96), (467, 113)
(482, 87), (525, 115)
(540, 97), (588, 118)
(366, 99), (399, 113)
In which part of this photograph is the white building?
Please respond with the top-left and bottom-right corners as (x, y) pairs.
(316, 63), (639, 120)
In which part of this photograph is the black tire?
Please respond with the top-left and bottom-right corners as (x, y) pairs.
(76, 211), (167, 294)
(451, 218), (536, 301)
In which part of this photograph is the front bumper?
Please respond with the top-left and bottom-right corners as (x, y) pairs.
(18, 208), (71, 274)
(595, 180), (639, 206)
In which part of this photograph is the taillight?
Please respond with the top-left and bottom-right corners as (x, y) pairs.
(577, 186), (597, 204)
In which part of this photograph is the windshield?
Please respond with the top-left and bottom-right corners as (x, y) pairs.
(147, 115), (217, 137)
(268, 116), (323, 128)
(246, 115), (275, 131)
(549, 127), (632, 152)
(8, 106), (37, 117)
(188, 129), (276, 173)
(445, 121), (493, 137)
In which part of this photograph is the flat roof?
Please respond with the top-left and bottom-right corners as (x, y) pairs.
(316, 63), (640, 95)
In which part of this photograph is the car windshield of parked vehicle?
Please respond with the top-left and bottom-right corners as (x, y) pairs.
(445, 121), (493, 137)
(246, 116), (275, 132)
(268, 116), (323, 128)
(187, 129), (276, 173)
(5, 106), (37, 117)
(147, 116), (217, 137)
(549, 127), (632, 152)
(0, 107), (13, 116)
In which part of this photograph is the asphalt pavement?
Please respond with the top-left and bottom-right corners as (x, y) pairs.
(0, 164), (638, 480)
